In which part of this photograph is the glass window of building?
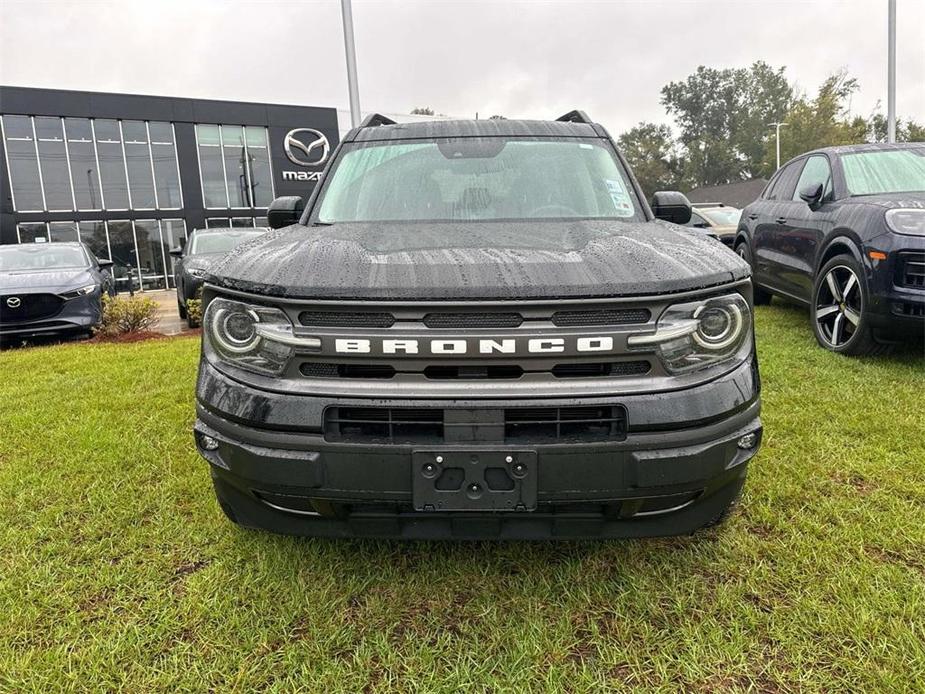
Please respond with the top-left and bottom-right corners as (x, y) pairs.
(160, 219), (187, 288)
(65, 118), (103, 210)
(133, 219), (166, 291)
(94, 119), (130, 209)
(206, 217), (231, 228)
(17, 222), (48, 243)
(48, 221), (79, 243)
(197, 124), (227, 208)
(149, 121), (182, 209)
(34, 117), (74, 211)
(196, 124), (274, 210)
(2, 115), (45, 211)
(122, 120), (156, 209)
(245, 127), (274, 207)
(78, 221), (110, 261)
(106, 220), (137, 292)
(231, 217), (256, 227)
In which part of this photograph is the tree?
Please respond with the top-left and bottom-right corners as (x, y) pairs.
(410, 107), (435, 115)
(660, 61), (793, 186)
(617, 122), (685, 198)
(864, 111), (925, 143)
(488, 114), (507, 120)
(761, 71), (867, 172)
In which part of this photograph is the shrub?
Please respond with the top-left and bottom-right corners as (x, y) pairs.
(96, 294), (160, 337)
(186, 287), (203, 327)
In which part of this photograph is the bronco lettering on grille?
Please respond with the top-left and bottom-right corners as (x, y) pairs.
(333, 336), (616, 356)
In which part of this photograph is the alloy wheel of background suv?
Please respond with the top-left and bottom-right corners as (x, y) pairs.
(812, 254), (890, 356)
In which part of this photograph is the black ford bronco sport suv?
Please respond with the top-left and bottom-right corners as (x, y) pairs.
(194, 111), (762, 539)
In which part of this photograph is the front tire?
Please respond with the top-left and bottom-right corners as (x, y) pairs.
(811, 254), (889, 356)
(178, 300), (187, 320)
(736, 241), (772, 305)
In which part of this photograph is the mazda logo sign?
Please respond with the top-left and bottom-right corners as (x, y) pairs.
(284, 128), (330, 167)
(6, 296), (21, 308)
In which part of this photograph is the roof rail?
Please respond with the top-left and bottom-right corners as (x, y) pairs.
(691, 202), (726, 208)
(358, 113), (397, 128)
(556, 110), (592, 124)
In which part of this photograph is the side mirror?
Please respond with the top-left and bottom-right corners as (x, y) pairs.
(267, 196), (305, 229)
(799, 182), (824, 208)
(651, 191), (693, 225)
(97, 259), (114, 270)
(169, 247), (183, 258)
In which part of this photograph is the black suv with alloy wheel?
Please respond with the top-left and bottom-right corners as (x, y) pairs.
(736, 143), (925, 355)
(193, 111), (762, 540)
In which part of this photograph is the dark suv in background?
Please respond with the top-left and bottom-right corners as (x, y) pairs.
(736, 143), (925, 355)
(191, 111), (762, 540)
(171, 227), (268, 327)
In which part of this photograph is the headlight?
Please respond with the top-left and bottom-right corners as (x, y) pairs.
(188, 268), (209, 279)
(204, 298), (319, 376)
(886, 208), (925, 236)
(60, 284), (97, 299)
(627, 293), (752, 374)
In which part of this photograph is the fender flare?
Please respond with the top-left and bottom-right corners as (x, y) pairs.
(815, 233), (864, 274)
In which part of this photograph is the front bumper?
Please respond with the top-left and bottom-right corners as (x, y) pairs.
(0, 292), (101, 341)
(194, 357), (762, 539)
(864, 235), (925, 337)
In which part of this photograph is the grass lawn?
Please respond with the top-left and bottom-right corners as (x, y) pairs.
(1, 303), (923, 692)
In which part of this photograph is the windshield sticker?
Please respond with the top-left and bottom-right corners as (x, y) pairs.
(605, 178), (634, 216)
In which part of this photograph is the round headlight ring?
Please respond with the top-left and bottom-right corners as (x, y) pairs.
(212, 307), (261, 354)
(693, 303), (743, 350)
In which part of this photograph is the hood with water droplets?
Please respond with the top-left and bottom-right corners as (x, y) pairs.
(207, 219), (750, 300)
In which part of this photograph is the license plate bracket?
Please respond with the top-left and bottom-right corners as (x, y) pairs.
(412, 450), (537, 512)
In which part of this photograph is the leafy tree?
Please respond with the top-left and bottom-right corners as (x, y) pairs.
(410, 107), (435, 115)
(760, 71), (867, 172)
(488, 114), (507, 120)
(660, 61), (793, 186)
(864, 111), (925, 143)
(617, 122), (685, 198)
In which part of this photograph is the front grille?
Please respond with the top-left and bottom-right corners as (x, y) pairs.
(423, 312), (523, 328)
(424, 364), (523, 380)
(898, 254), (925, 289)
(551, 308), (650, 326)
(324, 406), (626, 445)
(299, 311), (395, 328)
(893, 301), (925, 318)
(0, 293), (64, 323)
(300, 363), (396, 379)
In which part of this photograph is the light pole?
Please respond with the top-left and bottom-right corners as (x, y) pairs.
(341, 0), (362, 129)
(887, 0), (896, 143)
(769, 122), (788, 170)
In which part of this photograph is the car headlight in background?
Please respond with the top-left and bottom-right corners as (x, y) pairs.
(59, 284), (97, 299)
(627, 293), (752, 374)
(204, 298), (319, 376)
(188, 267), (209, 279)
(885, 208), (925, 236)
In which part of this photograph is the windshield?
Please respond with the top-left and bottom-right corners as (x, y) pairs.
(699, 207), (742, 226)
(0, 244), (88, 272)
(314, 137), (643, 223)
(190, 230), (264, 255)
(842, 149), (925, 195)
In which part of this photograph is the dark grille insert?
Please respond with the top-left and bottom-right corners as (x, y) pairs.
(299, 311), (395, 328)
(551, 308), (650, 326)
(423, 312), (523, 328)
(504, 406), (626, 443)
(424, 365), (523, 380)
(0, 293), (64, 323)
(325, 407), (444, 444)
(898, 254), (925, 289)
(552, 360), (651, 378)
(301, 363), (396, 379)
(324, 406), (626, 444)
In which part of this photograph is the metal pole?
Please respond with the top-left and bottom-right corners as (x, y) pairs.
(770, 123), (787, 170)
(341, 0), (362, 129)
(887, 0), (897, 143)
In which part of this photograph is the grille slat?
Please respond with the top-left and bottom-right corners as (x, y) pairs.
(900, 256), (925, 289)
(423, 312), (523, 328)
(324, 406), (626, 445)
(551, 308), (650, 327)
(299, 311), (395, 328)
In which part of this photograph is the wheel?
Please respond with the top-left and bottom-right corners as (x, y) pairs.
(736, 241), (772, 305)
(187, 313), (200, 329)
(178, 300), (187, 320)
(812, 254), (890, 356)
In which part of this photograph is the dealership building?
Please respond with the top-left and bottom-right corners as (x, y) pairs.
(0, 86), (339, 292)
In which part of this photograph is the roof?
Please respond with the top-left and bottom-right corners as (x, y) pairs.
(347, 118), (601, 142)
(687, 178), (768, 209)
(804, 141), (925, 157)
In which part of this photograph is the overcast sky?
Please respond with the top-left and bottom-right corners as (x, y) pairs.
(1, 0), (923, 136)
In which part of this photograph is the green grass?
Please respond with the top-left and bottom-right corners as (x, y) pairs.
(1, 304), (923, 692)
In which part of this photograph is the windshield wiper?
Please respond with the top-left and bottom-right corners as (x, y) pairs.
(310, 221), (334, 226)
